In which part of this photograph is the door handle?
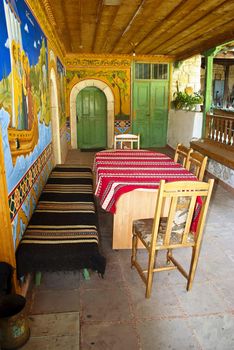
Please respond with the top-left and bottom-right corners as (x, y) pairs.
(76, 114), (79, 123)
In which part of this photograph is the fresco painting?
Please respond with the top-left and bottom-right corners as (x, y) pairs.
(0, 0), (52, 247)
(57, 57), (66, 127)
(0, 0), (50, 167)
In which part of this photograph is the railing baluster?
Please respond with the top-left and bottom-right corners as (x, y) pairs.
(206, 113), (234, 146)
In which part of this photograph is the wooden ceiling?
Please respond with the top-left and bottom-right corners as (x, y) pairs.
(39, 0), (234, 60)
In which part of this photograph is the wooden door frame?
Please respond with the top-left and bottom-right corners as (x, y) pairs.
(70, 79), (114, 149)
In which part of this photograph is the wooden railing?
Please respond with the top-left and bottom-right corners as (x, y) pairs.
(205, 113), (234, 147)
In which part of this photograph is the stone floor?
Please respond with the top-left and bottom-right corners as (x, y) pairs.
(21, 149), (234, 350)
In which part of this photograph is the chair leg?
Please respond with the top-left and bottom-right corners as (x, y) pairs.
(167, 249), (173, 264)
(131, 233), (137, 267)
(187, 246), (200, 291)
(145, 250), (157, 298)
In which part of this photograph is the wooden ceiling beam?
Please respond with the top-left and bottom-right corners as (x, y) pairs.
(111, 0), (172, 54)
(93, 3), (120, 53)
(37, 0), (234, 60)
(147, 0), (234, 55)
(80, 0), (100, 52)
(57, 0), (73, 52)
(92, 0), (104, 52)
(169, 22), (234, 60)
(138, 0), (229, 54)
(102, 0), (141, 54)
(135, 0), (206, 53)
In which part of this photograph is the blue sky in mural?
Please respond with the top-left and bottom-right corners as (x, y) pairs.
(57, 57), (65, 75)
(0, 0), (47, 80)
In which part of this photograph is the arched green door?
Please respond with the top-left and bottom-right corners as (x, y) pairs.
(76, 87), (107, 149)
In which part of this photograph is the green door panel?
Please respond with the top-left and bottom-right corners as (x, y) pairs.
(133, 80), (168, 148)
(77, 87), (107, 149)
(150, 82), (168, 147)
(133, 83), (150, 147)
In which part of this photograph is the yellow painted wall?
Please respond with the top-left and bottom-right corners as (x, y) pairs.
(66, 55), (132, 120)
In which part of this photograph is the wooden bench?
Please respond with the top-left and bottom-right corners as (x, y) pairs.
(190, 112), (234, 170)
(16, 165), (106, 280)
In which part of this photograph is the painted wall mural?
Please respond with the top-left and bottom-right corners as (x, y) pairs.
(114, 120), (131, 135)
(66, 56), (131, 121)
(0, 0), (51, 164)
(57, 57), (66, 127)
(0, 0), (52, 247)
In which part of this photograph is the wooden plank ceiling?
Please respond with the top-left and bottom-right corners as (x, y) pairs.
(39, 0), (234, 60)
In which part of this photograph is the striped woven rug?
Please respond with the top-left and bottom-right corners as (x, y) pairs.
(16, 165), (106, 277)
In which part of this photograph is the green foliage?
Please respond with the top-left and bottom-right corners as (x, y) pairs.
(173, 91), (203, 111)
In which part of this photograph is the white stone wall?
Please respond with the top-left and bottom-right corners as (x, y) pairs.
(167, 110), (203, 149)
(207, 160), (234, 189)
(171, 55), (202, 100)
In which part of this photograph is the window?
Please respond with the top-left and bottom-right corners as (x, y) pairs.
(135, 63), (150, 79)
(135, 63), (168, 80)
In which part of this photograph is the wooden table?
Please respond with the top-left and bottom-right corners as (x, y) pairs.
(94, 150), (197, 249)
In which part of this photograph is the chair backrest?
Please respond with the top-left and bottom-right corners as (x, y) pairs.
(174, 143), (192, 167)
(185, 151), (208, 181)
(151, 179), (214, 250)
(114, 134), (140, 150)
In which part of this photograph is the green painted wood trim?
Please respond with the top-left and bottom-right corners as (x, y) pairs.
(202, 44), (228, 136)
(35, 271), (42, 286)
(82, 268), (90, 280)
(203, 55), (214, 133)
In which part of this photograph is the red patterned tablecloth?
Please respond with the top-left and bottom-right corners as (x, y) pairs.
(94, 150), (197, 213)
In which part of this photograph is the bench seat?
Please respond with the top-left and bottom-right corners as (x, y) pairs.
(190, 140), (234, 170)
(16, 165), (106, 278)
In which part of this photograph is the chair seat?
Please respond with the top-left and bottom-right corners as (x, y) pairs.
(133, 218), (195, 247)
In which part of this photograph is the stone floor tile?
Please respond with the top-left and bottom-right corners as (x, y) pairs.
(37, 271), (80, 290)
(199, 253), (234, 281)
(210, 277), (234, 309)
(128, 280), (185, 319)
(21, 335), (79, 350)
(80, 262), (124, 290)
(136, 318), (201, 350)
(30, 289), (80, 314)
(171, 281), (229, 316)
(81, 323), (139, 350)
(80, 287), (133, 323)
(28, 312), (79, 337)
(188, 314), (234, 350)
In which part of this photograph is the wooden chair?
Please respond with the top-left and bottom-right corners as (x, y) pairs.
(131, 179), (214, 298)
(114, 134), (140, 150)
(174, 143), (192, 167)
(186, 151), (208, 181)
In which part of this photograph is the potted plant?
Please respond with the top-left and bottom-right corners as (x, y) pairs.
(173, 86), (203, 111)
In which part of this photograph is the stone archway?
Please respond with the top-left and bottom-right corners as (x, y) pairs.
(50, 68), (61, 164)
(70, 79), (114, 149)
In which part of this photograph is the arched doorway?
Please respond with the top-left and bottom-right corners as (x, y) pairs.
(50, 68), (61, 164)
(70, 79), (114, 149)
(77, 87), (107, 149)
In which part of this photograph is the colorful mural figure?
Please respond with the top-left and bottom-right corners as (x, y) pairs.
(0, 0), (52, 246)
(57, 57), (66, 127)
(0, 0), (50, 165)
